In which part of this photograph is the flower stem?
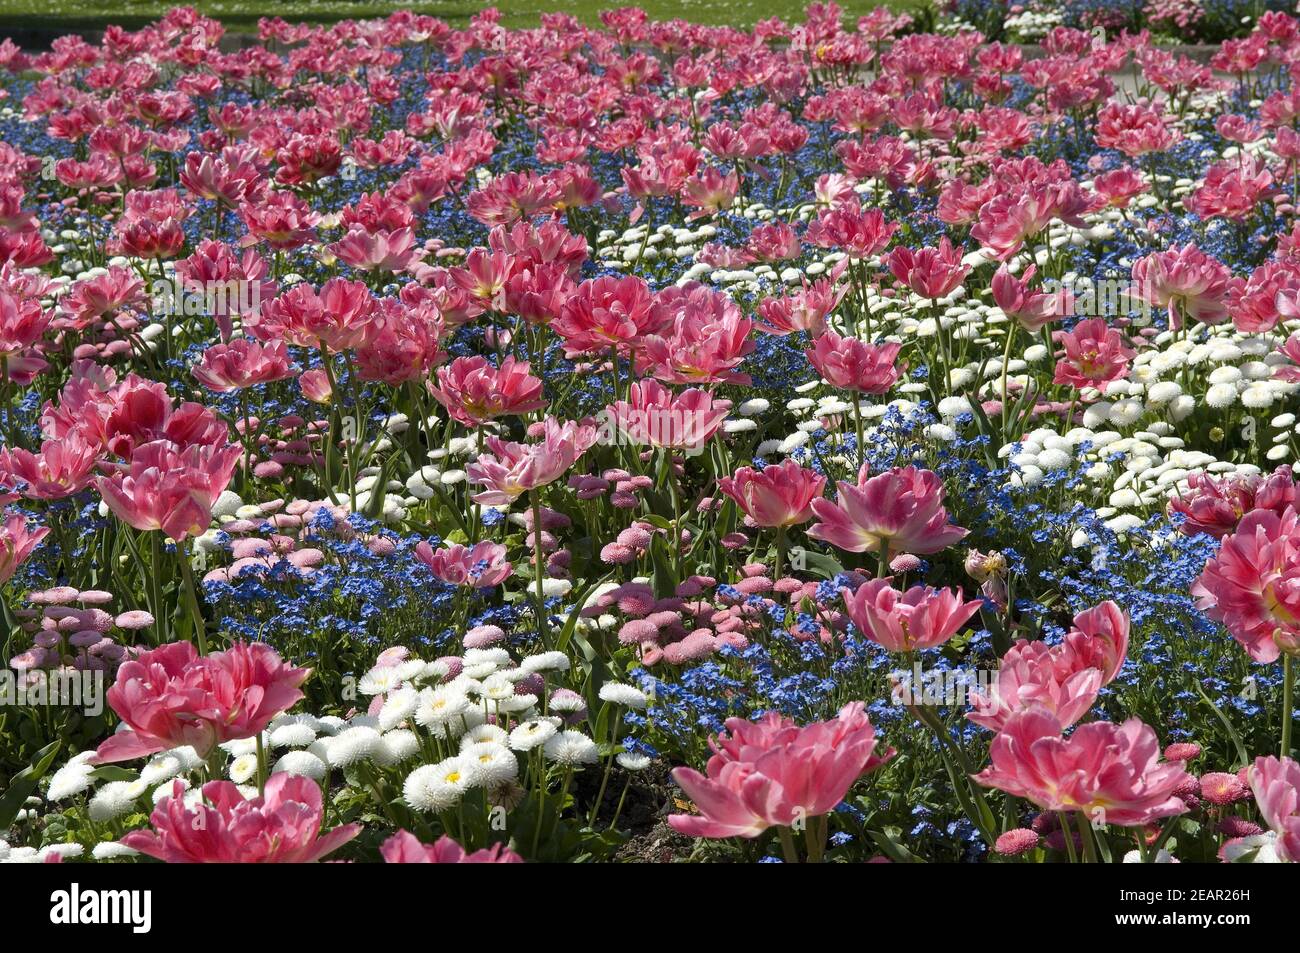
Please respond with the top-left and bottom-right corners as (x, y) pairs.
(1283, 654), (1294, 759)
(179, 540), (208, 655)
(530, 489), (548, 649)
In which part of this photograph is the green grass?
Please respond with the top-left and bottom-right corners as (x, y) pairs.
(0, 0), (932, 35)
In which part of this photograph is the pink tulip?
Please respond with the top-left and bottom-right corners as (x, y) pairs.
(804, 205), (896, 258)
(93, 641), (311, 763)
(192, 339), (295, 392)
(552, 275), (668, 355)
(1275, 333), (1300, 383)
(354, 299), (446, 386)
(1247, 755), (1300, 862)
(756, 275), (847, 337)
(58, 266), (145, 327)
(1061, 598), (1126, 672)
(974, 707), (1191, 827)
(466, 417), (599, 505)
(639, 283), (754, 386)
(96, 439), (242, 542)
(1168, 466), (1297, 538)
(380, 830), (523, 863)
(415, 540), (512, 588)
(239, 189), (319, 251)
(299, 368), (333, 403)
(0, 434), (100, 500)
(328, 226), (416, 272)
(0, 511), (49, 585)
(668, 702), (894, 839)
(1131, 243), (1232, 330)
(746, 221), (802, 262)
(807, 464), (968, 556)
(805, 330), (902, 393)
(255, 278), (374, 352)
(607, 379), (730, 453)
(429, 355), (546, 426)
(887, 237), (969, 300)
(842, 577), (982, 652)
(681, 167), (739, 220)
(0, 287), (51, 357)
(121, 774), (359, 863)
(991, 263), (1066, 331)
(1096, 101), (1180, 158)
(1192, 506), (1300, 663)
(718, 459), (826, 528)
(1092, 166), (1147, 208)
(1051, 318), (1135, 390)
(967, 639), (1103, 733)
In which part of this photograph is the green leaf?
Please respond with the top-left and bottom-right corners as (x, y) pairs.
(796, 549), (845, 580)
(649, 531), (677, 599)
(0, 740), (63, 829)
(867, 828), (925, 863)
(554, 571), (614, 655)
(88, 766), (139, 784)
(1194, 682), (1250, 769)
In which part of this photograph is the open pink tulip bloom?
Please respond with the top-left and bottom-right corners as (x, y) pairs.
(842, 577), (982, 652)
(973, 707), (1190, 827)
(1247, 755), (1300, 862)
(93, 640), (311, 764)
(121, 774), (360, 863)
(668, 702), (894, 839)
(808, 464), (968, 556)
(718, 458), (826, 528)
(380, 830), (523, 863)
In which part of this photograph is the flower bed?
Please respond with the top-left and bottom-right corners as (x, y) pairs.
(0, 3), (1298, 865)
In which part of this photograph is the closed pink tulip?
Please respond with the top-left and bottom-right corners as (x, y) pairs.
(718, 459), (826, 528)
(974, 707), (1191, 827)
(805, 330), (902, 394)
(93, 640), (311, 763)
(121, 774), (360, 863)
(1247, 755), (1300, 862)
(842, 577), (982, 652)
(990, 263), (1065, 332)
(1061, 599), (1129, 684)
(808, 464), (968, 557)
(668, 701), (894, 839)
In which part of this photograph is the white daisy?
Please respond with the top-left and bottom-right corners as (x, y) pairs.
(598, 683), (648, 709)
(404, 757), (470, 812)
(509, 718), (559, 751)
(272, 750), (328, 780)
(461, 742), (519, 786)
(543, 730), (600, 766)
